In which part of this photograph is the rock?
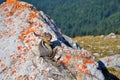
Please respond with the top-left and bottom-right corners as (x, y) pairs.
(104, 33), (117, 39)
(93, 53), (100, 57)
(117, 45), (120, 49)
(0, 1), (104, 80)
(100, 35), (104, 38)
(100, 54), (120, 71)
(108, 50), (114, 54)
(62, 34), (81, 49)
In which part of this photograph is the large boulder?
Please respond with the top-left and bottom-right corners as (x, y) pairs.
(0, 0), (104, 80)
(100, 54), (120, 71)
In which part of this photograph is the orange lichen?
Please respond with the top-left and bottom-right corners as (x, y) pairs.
(7, 18), (13, 23)
(66, 55), (71, 60)
(12, 70), (16, 75)
(83, 59), (87, 64)
(10, 54), (17, 62)
(6, 0), (17, 5)
(82, 64), (87, 69)
(25, 39), (31, 43)
(5, 0), (31, 17)
(84, 70), (89, 74)
(23, 48), (27, 53)
(77, 67), (90, 75)
(26, 27), (35, 35)
(19, 26), (36, 41)
(0, 4), (4, 9)
(15, 11), (22, 16)
(1, 63), (5, 68)
(29, 13), (38, 18)
(76, 64), (80, 70)
(0, 34), (3, 39)
(17, 75), (23, 80)
(17, 54), (22, 58)
(6, 0), (30, 9)
(0, 59), (2, 63)
(76, 55), (80, 59)
(78, 69), (83, 73)
(57, 59), (69, 66)
(19, 32), (25, 41)
(57, 60), (62, 64)
(87, 59), (94, 64)
(80, 53), (86, 57)
(63, 60), (69, 66)
(17, 46), (22, 51)
(13, 2), (23, 10)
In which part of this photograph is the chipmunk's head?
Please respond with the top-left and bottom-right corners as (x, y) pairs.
(42, 32), (52, 43)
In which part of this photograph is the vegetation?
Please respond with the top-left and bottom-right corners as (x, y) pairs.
(107, 67), (120, 79)
(74, 35), (120, 58)
(1, 0), (120, 37)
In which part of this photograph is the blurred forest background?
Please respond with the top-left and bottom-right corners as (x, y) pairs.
(0, 0), (120, 37)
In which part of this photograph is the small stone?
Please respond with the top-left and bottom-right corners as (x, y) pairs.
(93, 53), (100, 57)
(108, 50), (114, 54)
(100, 35), (104, 38)
(104, 33), (117, 39)
(117, 45), (120, 49)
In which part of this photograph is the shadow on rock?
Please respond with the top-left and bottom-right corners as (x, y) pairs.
(97, 60), (120, 80)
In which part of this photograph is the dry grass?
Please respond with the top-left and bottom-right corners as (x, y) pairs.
(107, 67), (120, 79)
(74, 35), (120, 59)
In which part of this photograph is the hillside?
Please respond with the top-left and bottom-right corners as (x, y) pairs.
(1, 0), (120, 37)
(96, 12), (120, 35)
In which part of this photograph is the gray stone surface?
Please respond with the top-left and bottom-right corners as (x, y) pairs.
(0, 1), (104, 80)
(100, 54), (120, 71)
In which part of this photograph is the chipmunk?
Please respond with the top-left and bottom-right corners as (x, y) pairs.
(34, 32), (56, 58)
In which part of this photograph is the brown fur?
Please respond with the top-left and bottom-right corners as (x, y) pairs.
(34, 32), (56, 58)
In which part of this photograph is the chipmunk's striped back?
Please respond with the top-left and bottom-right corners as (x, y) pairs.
(39, 40), (52, 57)
(34, 32), (56, 58)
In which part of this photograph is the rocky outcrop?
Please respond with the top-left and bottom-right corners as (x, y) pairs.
(104, 33), (117, 39)
(100, 54), (120, 71)
(0, 0), (104, 80)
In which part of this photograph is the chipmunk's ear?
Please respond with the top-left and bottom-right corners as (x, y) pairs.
(34, 32), (41, 36)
